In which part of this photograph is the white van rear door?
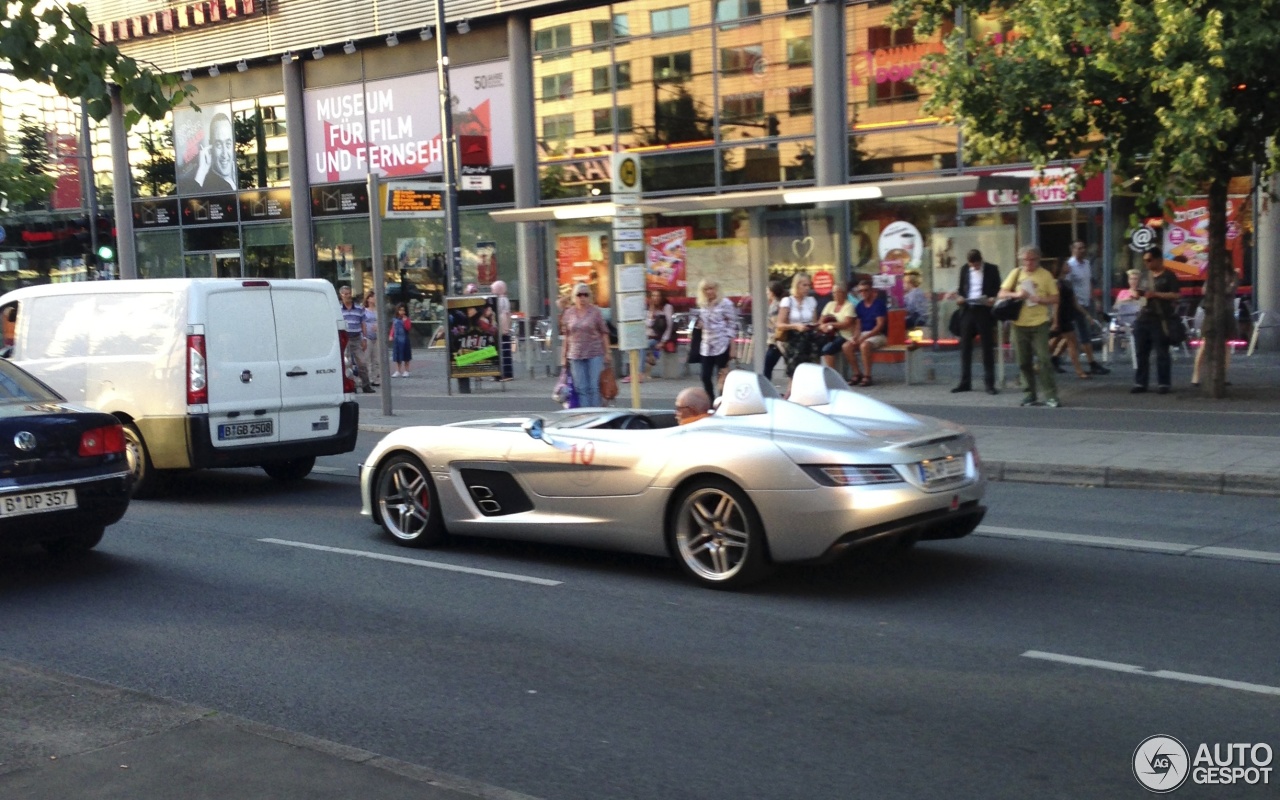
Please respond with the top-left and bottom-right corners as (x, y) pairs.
(205, 287), (283, 447)
(270, 283), (345, 442)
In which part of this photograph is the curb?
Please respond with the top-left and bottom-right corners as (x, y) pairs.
(987, 461), (1280, 497)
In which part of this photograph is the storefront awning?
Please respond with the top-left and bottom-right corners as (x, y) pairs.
(488, 173), (1032, 223)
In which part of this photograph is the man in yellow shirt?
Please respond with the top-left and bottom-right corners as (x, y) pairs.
(999, 245), (1061, 407)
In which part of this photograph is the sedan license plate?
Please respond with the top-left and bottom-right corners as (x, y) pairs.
(217, 419), (274, 441)
(919, 455), (966, 484)
(0, 488), (77, 518)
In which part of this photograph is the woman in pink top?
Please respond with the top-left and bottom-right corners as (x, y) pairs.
(560, 282), (611, 407)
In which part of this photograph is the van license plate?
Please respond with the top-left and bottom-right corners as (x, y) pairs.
(0, 489), (77, 518)
(218, 420), (274, 441)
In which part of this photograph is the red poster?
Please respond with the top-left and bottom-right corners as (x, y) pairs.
(1163, 197), (1245, 282)
(644, 227), (690, 293)
(556, 233), (610, 306)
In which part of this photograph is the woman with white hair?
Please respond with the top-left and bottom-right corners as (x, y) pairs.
(696, 278), (738, 399)
(492, 279), (513, 381)
(560, 282), (611, 406)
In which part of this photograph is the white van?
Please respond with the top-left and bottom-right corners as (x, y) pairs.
(1, 278), (359, 495)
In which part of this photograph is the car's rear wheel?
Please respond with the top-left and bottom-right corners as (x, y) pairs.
(374, 453), (444, 547)
(123, 424), (164, 498)
(42, 527), (105, 557)
(670, 477), (772, 589)
(262, 456), (315, 482)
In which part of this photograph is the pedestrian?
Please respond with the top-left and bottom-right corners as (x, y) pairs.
(1191, 275), (1236, 388)
(761, 281), (789, 381)
(338, 285), (374, 393)
(1065, 240), (1110, 375)
(389, 303), (413, 377)
(843, 276), (887, 387)
(903, 271), (929, 330)
(817, 283), (857, 371)
(1131, 246), (1180, 394)
(950, 249), (1000, 394)
(560, 282), (611, 407)
(674, 386), (712, 425)
(775, 273), (819, 380)
(1049, 260), (1092, 379)
(361, 292), (382, 387)
(492, 279), (514, 381)
(635, 288), (674, 382)
(695, 278), (738, 399)
(999, 245), (1061, 407)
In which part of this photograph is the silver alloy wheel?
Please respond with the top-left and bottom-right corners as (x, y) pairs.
(376, 459), (433, 541)
(674, 486), (752, 582)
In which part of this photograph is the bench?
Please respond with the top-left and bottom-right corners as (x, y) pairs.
(869, 309), (920, 384)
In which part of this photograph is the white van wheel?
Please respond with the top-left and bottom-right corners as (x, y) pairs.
(262, 457), (315, 482)
(123, 425), (163, 498)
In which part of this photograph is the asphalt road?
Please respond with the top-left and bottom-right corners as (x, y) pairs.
(2, 465), (1277, 800)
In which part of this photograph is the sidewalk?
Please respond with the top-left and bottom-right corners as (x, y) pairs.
(0, 658), (540, 800)
(359, 344), (1280, 498)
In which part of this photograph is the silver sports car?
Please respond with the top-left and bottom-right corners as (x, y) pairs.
(359, 364), (986, 589)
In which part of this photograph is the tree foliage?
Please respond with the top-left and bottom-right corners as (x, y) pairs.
(1, 0), (187, 125)
(892, 0), (1280, 397)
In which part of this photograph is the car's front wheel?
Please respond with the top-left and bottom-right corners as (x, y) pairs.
(374, 453), (444, 547)
(42, 527), (105, 557)
(669, 478), (772, 589)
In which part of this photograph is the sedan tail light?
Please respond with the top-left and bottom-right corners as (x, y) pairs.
(187, 334), (208, 405)
(79, 424), (126, 457)
(801, 465), (903, 487)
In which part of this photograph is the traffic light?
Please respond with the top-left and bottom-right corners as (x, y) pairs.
(766, 114), (780, 138)
(96, 244), (115, 262)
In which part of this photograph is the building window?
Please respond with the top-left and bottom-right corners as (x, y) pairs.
(593, 106), (634, 135)
(534, 24), (572, 60)
(866, 25), (920, 105)
(788, 86), (813, 116)
(653, 52), (693, 83)
(650, 6), (690, 34)
(720, 45), (763, 75)
(613, 14), (630, 37)
(593, 63), (632, 94)
(543, 113), (575, 141)
(722, 92), (765, 124)
(715, 0), (762, 27)
(541, 72), (574, 102)
(592, 15), (630, 50)
(786, 36), (812, 66)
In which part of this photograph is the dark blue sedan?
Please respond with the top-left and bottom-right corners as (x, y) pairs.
(0, 359), (132, 555)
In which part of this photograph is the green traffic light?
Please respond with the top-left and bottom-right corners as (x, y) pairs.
(96, 245), (114, 261)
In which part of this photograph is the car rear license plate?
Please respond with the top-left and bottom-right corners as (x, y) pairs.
(919, 456), (966, 484)
(0, 488), (77, 518)
(218, 420), (274, 441)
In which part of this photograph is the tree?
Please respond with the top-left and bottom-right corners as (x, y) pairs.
(5, 115), (55, 211)
(136, 125), (176, 197)
(1, 1), (187, 203)
(892, 0), (1280, 398)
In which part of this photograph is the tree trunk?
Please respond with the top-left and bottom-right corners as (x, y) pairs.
(1204, 176), (1231, 399)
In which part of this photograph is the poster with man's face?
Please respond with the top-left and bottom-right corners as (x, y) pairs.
(174, 103), (238, 196)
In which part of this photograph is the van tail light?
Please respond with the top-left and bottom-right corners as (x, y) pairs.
(338, 329), (356, 394)
(187, 334), (208, 405)
(79, 424), (126, 457)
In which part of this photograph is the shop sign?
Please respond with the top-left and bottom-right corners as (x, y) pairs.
(384, 182), (445, 219)
(304, 62), (513, 184)
(961, 165), (1106, 210)
(133, 198), (181, 229)
(850, 40), (946, 87)
(182, 194), (239, 226)
(238, 189), (292, 222)
(310, 184), (370, 218)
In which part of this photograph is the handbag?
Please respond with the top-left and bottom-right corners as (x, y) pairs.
(651, 313), (668, 339)
(1162, 316), (1188, 347)
(686, 326), (703, 363)
(949, 308), (964, 337)
(992, 268), (1024, 322)
(599, 365), (619, 401)
(553, 367), (579, 408)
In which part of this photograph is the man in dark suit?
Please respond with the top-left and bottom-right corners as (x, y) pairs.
(952, 249), (1002, 394)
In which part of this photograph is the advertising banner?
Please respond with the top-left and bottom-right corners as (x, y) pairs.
(556, 232), (611, 307)
(1163, 197), (1246, 282)
(961, 165), (1106, 210)
(445, 295), (501, 379)
(644, 227), (690, 293)
(174, 102), (238, 195)
(305, 61), (513, 184)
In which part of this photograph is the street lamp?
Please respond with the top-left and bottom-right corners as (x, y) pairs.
(433, 0), (463, 296)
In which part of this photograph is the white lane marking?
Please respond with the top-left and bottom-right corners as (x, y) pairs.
(976, 525), (1280, 564)
(1022, 651), (1280, 697)
(259, 538), (562, 586)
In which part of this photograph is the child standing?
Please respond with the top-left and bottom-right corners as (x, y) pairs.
(389, 303), (413, 377)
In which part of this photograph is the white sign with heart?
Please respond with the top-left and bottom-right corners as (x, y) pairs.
(791, 236), (815, 263)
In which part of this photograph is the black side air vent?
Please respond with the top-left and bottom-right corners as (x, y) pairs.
(458, 469), (535, 517)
